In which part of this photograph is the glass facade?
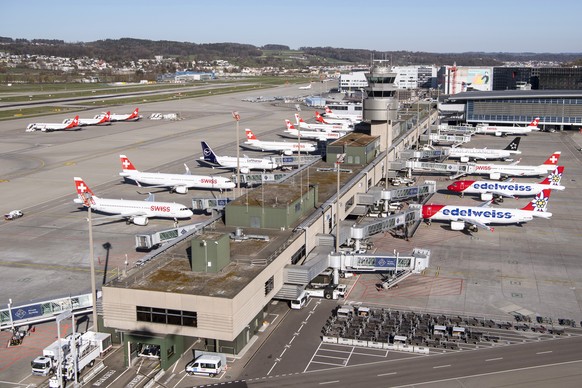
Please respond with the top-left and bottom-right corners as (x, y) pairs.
(136, 306), (198, 327)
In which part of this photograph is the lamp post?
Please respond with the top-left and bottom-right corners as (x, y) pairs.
(7, 298), (14, 332)
(335, 153), (345, 253)
(232, 111), (241, 198)
(83, 192), (98, 332)
(202, 240), (208, 273)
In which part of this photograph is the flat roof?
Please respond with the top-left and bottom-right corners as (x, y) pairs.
(107, 159), (365, 298)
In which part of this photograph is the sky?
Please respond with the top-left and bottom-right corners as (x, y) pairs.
(2, 0), (581, 53)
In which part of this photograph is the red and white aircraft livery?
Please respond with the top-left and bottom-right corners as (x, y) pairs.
(284, 120), (345, 141)
(474, 117), (540, 136)
(294, 113), (352, 132)
(26, 116), (80, 132)
(448, 166), (565, 201)
(73, 177), (193, 226)
(421, 189), (553, 232)
(119, 155), (235, 193)
(470, 151), (561, 180)
(109, 107), (141, 122)
(75, 111), (111, 126)
(315, 111), (355, 125)
(244, 128), (317, 155)
(323, 105), (362, 122)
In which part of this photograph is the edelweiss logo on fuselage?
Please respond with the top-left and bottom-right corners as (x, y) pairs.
(472, 183), (533, 192)
(442, 208), (513, 219)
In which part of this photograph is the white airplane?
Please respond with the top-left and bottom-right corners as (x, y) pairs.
(315, 111), (357, 125)
(471, 151), (561, 180)
(284, 120), (345, 141)
(474, 117), (540, 136)
(448, 166), (565, 201)
(298, 84), (312, 90)
(200, 141), (278, 174)
(73, 177), (193, 226)
(109, 107), (141, 122)
(323, 105), (362, 122)
(294, 113), (352, 132)
(76, 111), (111, 126)
(119, 155), (235, 194)
(446, 137), (522, 162)
(422, 188), (553, 232)
(243, 128), (317, 155)
(26, 116), (80, 132)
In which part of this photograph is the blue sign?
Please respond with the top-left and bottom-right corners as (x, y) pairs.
(374, 257), (397, 268)
(11, 304), (43, 321)
(282, 157), (294, 163)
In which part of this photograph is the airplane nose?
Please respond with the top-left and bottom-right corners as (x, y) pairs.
(447, 184), (457, 191)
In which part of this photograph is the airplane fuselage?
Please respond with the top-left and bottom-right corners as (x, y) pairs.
(472, 164), (555, 177)
(284, 128), (345, 141)
(120, 171), (235, 190)
(448, 181), (564, 197)
(89, 197), (193, 219)
(422, 204), (538, 225)
(448, 148), (520, 160)
(244, 139), (317, 154)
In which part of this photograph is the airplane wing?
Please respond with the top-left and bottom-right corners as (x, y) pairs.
(89, 211), (147, 222)
(488, 190), (516, 199)
(479, 200), (493, 207)
(458, 217), (493, 232)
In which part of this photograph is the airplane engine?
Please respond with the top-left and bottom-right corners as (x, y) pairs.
(460, 156), (470, 163)
(240, 167), (250, 174)
(132, 216), (149, 226)
(480, 193), (493, 201)
(283, 150), (293, 156)
(450, 221), (465, 231)
(489, 172), (501, 180)
(175, 186), (188, 194)
(495, 131), (503, 137)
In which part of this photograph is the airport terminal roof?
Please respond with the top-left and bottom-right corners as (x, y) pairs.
(445, 90), (582, 101)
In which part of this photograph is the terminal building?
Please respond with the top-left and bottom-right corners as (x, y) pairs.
(99, 61), (434, 369)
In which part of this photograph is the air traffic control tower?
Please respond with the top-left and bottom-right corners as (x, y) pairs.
(363, 61), (399, 151)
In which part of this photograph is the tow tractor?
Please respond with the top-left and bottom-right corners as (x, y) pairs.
(4, 210), (23, 220)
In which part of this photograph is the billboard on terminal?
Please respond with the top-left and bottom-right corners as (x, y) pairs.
(444, 66), (493, 94)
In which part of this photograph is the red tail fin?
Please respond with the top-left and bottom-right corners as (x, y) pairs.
(539, 166), (564, 185)
(520, 189), (551, 212)
(325, 106), (332, 114)
(67, 116), (79, 128)
(120, 155), (137, 171)
(245, 128), (257, 140)
(285, 120), (295, 130)
(542, 151), (561, 167)
(528, 117), (540, 127)
(74, 177), (95, 206)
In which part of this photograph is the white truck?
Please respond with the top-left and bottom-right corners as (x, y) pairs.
(304, 284), (347, 300)
(62, 331), (111, 381)
(31, 339), (70, 376)
(31, 331), (111, 380)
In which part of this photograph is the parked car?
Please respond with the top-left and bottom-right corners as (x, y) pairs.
(4, 210), (23, 220)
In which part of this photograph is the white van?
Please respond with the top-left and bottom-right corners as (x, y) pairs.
(185, 355), (223, 377)
(290, 291), (309, 310)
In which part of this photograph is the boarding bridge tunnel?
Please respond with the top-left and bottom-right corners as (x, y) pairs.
(388, 160), (478, 180)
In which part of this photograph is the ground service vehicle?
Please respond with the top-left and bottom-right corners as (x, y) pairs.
(305, 284), (347, 300)
(291, 291), (310, 309)
(185, 355), (224, 376)
(4, 210), (23, 220)
(31, 339), (70, 376)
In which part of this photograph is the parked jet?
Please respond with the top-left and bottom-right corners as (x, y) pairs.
(284, 120), (345, 141)
(323, 105), (362, 122)
(199, 141), (278, 173)
(73, 177), (193, 226)
(471, 151), (561, 180)
(119, 155), (235, 193)
(422, 189), (553, 232)
(243, 128), (317, 155)
(298, 84), (312, 90)
(294, 113), (351, 132)
(72, 111), (111, 126)
(26, 116), (80, 132)
(109, 107), (141, 122)
(446, 137), (522, 162)
(448, 166), (565, 201)
(474, 117), (540, 136)
(315, 111), (356, 125)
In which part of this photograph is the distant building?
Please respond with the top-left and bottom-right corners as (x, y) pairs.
(157, 71), (214, 83)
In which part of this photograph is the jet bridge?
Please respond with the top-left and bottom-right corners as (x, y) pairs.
(348, 209), (421, 250)
(387, 160), (476, 180)
(432, 124), (476, 135)
(329, 247), (430, 275)
(420, 133), (472, 146)
(353, 182), (436, 215)
(398, 149), (447, 161)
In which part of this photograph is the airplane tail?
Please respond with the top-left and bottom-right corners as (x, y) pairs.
(315, 111), (327, 124)
(528, 117), (540, 128)
(128, 108), (139, 119)
(285, 119), (296, 130)
(120, 155), (137, 171)
(74, 177), (97, 206)
(66, 116), (79, 129)
(520, 189), (552, 213)
(540, 151), (561, 168)
(539, 166), (564, 186)
(294, 113), (305, 125)
(103, 111), (111, 123)
(245, 128), (258, 141)
(504, 137), (520, 151)
(325, 106), (332, 114)
(201, 141), (219, 164)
